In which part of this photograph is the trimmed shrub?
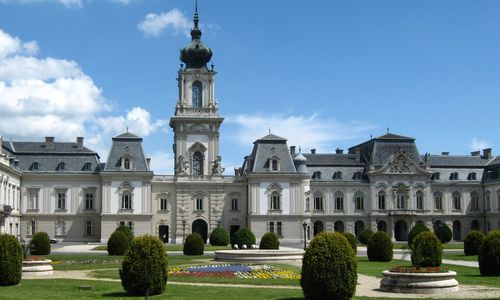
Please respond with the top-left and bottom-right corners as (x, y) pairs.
(434, 223), (452, 244)
(107, 231), (131, 256)
(411, 231), (442, 267)
(464, 230), (485, 256)
(231, 228), (256, 249)
(29, 232), (51, 255)
(209, 227), (230, 246)
(301, 232), (357, 300)
(0, 234), (23, 286)
(259, 232), (280, 250)
(342, 232), (357, 253)
(478, 230), (500, 276)
(358, 229), (374, 245)
(408, 223), (430, 249)
(367, 231), (393, 262)
(115, 225), (134, 243)
(120, 235), (168, 296)
(183, 233), (204, 255)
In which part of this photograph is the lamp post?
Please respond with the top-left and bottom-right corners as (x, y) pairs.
(302, 221), (308, 250)
(182, 220), (187, 243)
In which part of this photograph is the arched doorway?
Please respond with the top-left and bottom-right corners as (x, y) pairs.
(355, 221), (364, 237)
(395, 220), (408, 241)
(471, 220), (480, 231)
(192, 219), (208, 243)
(377, 220), (387, 232)
(334, 221), (344, 233)
(313, 221), (324, 236)
(453, 221), (461, 241)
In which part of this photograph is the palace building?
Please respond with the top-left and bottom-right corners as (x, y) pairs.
(1, 8), (499, 244)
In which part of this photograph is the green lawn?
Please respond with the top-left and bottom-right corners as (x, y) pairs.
(392, 242), (464, 250)
(442, 253), (478, 262)
(45, 254), (123, 271)
(92, 245), (232, 251)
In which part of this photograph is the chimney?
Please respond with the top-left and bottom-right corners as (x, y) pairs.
(310, 149), (316, 154)
(290, 146), (296, 155)
(471, 151), (480, 157)
(355, 148), (361, 162)
(45, 137), (54, 149)
(483, 148), (492, 159)
(76, 137), (84, 149)
(335, 148), (344, 154)
(146, 157), (151, 169)
(441, 152), (449, 156)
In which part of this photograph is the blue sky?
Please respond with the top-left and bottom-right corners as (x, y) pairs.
(0, 0), (498, 174)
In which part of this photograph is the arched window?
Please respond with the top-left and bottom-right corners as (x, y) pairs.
(122, 191), (132, 209)
(192, 81), (202, 108)
(270, 192), (280, 210)
(271, 159), (278, 171)
(83, 162), (92, 171)
(192, 151), (203, 175)
(452, 191), (461, 210)
(378, 191), (386, 210)
(416, 191), (424, 210)
(334, 191), (344, 210)
(56, 162), (65, 171)
(30, 161), (39, 171)
(334, 221), (344, 232)
(434, 192), (443, 210)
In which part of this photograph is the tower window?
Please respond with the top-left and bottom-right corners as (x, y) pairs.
(192, 81), (202, 108)
(123, 158), (131, 170)
(193, 151), (203, 175)
(271, 159), (278, 171)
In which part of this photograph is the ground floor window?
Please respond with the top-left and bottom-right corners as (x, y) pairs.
(85, 220), (92, 236)
(120, 220), (134, 231)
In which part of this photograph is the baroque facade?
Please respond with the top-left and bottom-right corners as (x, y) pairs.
(1, 9), (500, 244)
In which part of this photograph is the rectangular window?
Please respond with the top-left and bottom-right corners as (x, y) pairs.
(314, 196), (323, 211)
(160, 198), (168, 210)
(335, 196), (343, 210)
(453, 195), (461, 210)
(57, 192), (66, 210)
(435, 196), (443, 210)
(416, 194), (423, 210)
(270, 194), (280, 210)
(196, 198), (203, 211)
(31, 220), (36, 236)
(85, 220), (92, 236)
(497, 194), (500, 210)
(122, 193), (131, 209)
(397, 195), (405, 209)
(277, 221), (283, 237)
(231, 198), (238, 211)
(28, 191), (38, 210)
(269, 221), (274, 234)
(486, 194), (491, 211)
(355, 196), (364, 210)
(378, 194), (385, 210)
(471, 196), (479, 211)
(85, 193), (94, 210)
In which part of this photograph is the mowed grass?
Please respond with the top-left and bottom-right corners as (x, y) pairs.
(45, 254), (123, 271)
(92, 245), (232, 251)
(392, 242), (464, 250)
(442, 253), (478, 262)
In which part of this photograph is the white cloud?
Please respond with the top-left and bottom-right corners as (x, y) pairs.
(138, 8), (191, 38)
(227, 113), (376, 152)
(97, 107), (167, 137)
(469, 138), (492, 151)
(148, 150), (174, 174)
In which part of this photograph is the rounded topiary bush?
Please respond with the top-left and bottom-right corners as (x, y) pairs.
(478, 230), (500, 276)
(115, 225), (134, 243)
(183, 233), (204, 255)
(107, 230), (131, 256)
(29, 231), (51, 255)
(209, 227), (230, 246)
(0, 234), (23, 286)
(342, 232), (357, 253)
(259, 232), (280, 250)
(120, 235), (168, 296)
(367, 231), (393, 262)
(408, 223), (430, 249)
(434, 223), (452, 244)
(301, 232), (357, 300)
(358, 228), (374, 245)
(231, 228), (256, 249)
(464, 230), (485, 256)
(411, 231), (442, 267)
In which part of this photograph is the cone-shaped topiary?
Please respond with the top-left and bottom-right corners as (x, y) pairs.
(115, 225), (134, 243)
(367, 231), (393, 262)
(434, 223), (452, 244)
(358, 228), (374, 245)
(209, 227), (230, 246)
(107, 230), (131, 255)
(183, 233), (204, 255)
(29, 232), (51, 255)
(411, 231), (442, 267)
(259, 232), (280, 250)
(408, 223), (430, 249)
(120, 235), (168, 296)
(0, 234), (23, 286)
(478, 230), (500, 276)
(231, 228), (256, 249)
(301, 232), (357, 300)
(342, 232), (357, 254)
(464, 230), (485, 256)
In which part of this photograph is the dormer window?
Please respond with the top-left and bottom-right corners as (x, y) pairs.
(30, 162), (39, 171)
(82, 162), (92, 171)
(352, 171), (362, 180)
(192, 81), (202, 108)
(272, 159), (278, 171)
(56, 162), (65, 171)
(450, 172), (459, 180)
(124, 158), (130, 169)
(332, 171), (342, 180)
(431, 172), (440, 180)
(467, 172), (477, 181)
(311, 171), (321, 180)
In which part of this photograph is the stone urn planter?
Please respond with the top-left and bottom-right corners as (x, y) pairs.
(22, 258), (54, 276)
(380, 270), (459, 294)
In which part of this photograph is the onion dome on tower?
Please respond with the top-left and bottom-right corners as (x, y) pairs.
(180, 2), (213, 69)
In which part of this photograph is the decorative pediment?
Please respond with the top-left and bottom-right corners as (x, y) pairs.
(369, 150), (431, 177)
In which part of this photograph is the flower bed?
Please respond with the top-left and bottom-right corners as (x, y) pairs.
(51, 259), (122, 266)
(169, 264), (300, 280)
(389, 266), (449, 273)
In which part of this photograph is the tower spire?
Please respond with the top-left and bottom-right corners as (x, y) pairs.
(193, 0), (199, 30)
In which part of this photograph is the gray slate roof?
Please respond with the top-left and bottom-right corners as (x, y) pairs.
(304, 153), (363, 166)
(425, 155), (489, 167)
(104, 132), (150, 172)
(245, 134), (297, 173)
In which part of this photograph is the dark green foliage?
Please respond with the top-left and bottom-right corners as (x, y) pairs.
(107, 231), (131, 256)
(358, 228), (374, 245)
(115, 225), (134, 243)
(342, 232), (357, 253)
(120, 235), (168, 296)
(231, 228), (256, 249)
(183, 233), (204, 255)
(0, 234), (23, 286)
(209, 227), (230, 246)
(29, 232), (51, 255)
(434, 223), (453, 244)
(411, 231), (443, 267)
(301, 232), (357, 300)
(259, 232), (280, 250)
(464, 230), (485, 256)
(408, 223), (430, 249)
(367, 231), (393, 262)
(478, 230), (500, 276)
